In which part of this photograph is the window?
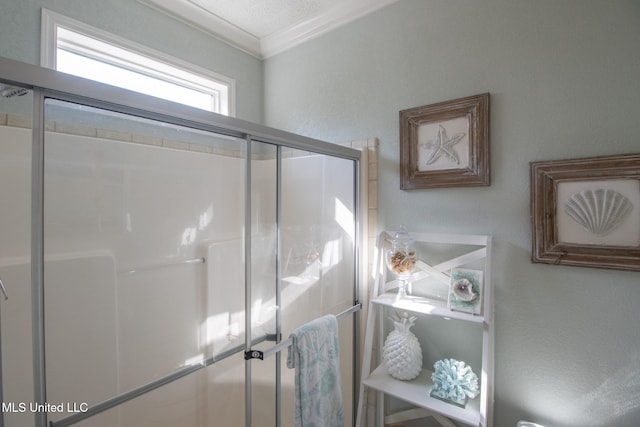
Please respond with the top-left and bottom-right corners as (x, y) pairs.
(41, 9), (235, 116)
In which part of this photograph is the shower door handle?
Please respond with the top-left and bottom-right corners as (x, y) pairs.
(0, 276), (7, 300)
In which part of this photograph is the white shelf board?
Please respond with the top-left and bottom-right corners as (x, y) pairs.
(363, 365), (481, 426)
(372, 292), (485, 324)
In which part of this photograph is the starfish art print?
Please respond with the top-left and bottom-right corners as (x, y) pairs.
(420, 124), (466, 166)
(400, 93), (489, 189)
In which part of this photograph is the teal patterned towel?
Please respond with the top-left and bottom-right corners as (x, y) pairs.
(287, 314), (344, 427)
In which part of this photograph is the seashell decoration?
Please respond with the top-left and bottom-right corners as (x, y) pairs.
(452, 278), (478, 302)
(564, 189), (633, 236)
(388, 250), (417, 275)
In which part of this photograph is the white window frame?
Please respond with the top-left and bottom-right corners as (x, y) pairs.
(40, 8), (236, 116)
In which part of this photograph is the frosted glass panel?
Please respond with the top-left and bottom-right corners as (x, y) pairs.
(280, 150), (356, 323)
(280, 149), (357, 426)
(42, 99), (246, 425)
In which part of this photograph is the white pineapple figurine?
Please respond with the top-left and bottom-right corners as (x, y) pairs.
(382, 311), (422, 380)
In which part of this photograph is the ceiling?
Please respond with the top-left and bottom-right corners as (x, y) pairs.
(138, 0), (400, 59)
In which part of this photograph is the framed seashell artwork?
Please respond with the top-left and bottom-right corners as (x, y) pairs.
(399, 93), (490, 189)
(448, 268), (483, 314)
(530, 153), (640, 271)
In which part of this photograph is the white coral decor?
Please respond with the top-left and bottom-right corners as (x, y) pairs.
(431, 358), (479, 402)
(382, 312), (422, 380)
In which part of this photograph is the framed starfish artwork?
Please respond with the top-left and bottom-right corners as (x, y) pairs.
(400, 93), (490, 189)
(530, 153), (640, 271)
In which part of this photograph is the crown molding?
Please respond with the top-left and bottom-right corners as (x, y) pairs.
(139, 0), (400, 59)
(260, 0), (399, 58)
(138, 0), (262, 58)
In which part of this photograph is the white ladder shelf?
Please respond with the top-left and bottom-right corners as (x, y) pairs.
(356, 231), (494, 427)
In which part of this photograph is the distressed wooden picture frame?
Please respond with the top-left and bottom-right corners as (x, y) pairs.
(400, 93), (490, 189)
(530, 153), (640, 271)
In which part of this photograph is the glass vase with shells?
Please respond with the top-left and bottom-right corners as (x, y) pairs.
(385, 226), (418, 300)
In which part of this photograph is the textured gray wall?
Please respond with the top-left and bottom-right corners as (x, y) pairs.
(264, 1), (640, 426)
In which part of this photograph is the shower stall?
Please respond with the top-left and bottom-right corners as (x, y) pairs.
(0, 56), (362, 427)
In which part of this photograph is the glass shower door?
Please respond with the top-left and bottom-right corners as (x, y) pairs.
(42, 99), (247, 427)
(279, 148), (357, 426)
(243, 144), (359, 427)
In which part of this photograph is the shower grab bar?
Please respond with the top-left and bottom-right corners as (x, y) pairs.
(244, 303), (362, 361)
(50, 333), (274, 427)
(117, 257), (205, 276)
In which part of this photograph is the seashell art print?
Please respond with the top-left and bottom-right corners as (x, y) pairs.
(564, 189), (633, 236)
(448, 268), (483, 315)
(452, 278), (478, 302)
